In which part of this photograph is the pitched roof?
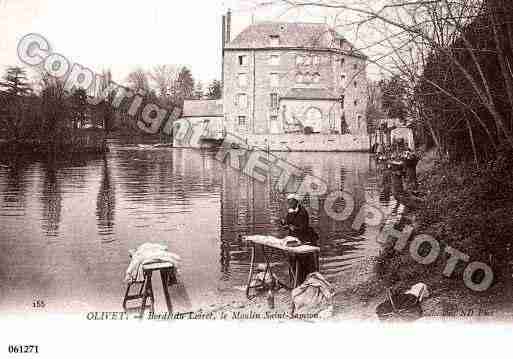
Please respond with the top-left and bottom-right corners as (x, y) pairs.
(226, 21), (366, 58)
(281, 88), (341, 100)
(182, 100), (223, 117)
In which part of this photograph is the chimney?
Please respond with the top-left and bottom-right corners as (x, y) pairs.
(222, 14), (226, 48)
(226, 9), (232, 44)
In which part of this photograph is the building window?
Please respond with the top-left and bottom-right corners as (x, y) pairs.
(340, 95), (345, 109)
(270, 35), (280, 46)
(353, 63), (358, 70)
(357, 114), (363, 129)
(236, 93), (248, 108)
(296, 55), (304, 66)
(341, 74), (347, 87)
(354, 99), (358, 106)
(238, 73), (248, 88)
(354, 81), (357, 88)
(340, 58), (345, 67)
(313, 72), (321, 83)
(269, 54), (280, 66)
(270, 115), (278, 122)
(239, 55), (247, 66)
(270, 93), (278, 109)
(312, 56), (320, 66)
(296, 73), (304, 83)
(270, 73), (279, 87)
(238, 116), (247, 126)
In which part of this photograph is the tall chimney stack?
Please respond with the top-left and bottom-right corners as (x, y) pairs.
(222, 14), (226, 48)
(226, 9), (232, 44)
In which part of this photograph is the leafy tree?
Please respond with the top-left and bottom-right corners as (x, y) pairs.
(206, 79), (222, 100)
(0, 67), (33, 139)
(70, 88), (87, 129)
(0, 66), (31, 96)
(38, 71), (69, 141)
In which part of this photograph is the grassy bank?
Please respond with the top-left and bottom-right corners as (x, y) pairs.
(342, 146), (513, 319)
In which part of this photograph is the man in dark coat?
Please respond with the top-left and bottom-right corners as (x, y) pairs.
(281, 194), (319, 285)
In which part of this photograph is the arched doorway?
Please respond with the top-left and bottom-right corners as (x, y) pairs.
(304, 107), (322, 133)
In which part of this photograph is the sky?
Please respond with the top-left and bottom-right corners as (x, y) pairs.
(0, 0), (386, 86)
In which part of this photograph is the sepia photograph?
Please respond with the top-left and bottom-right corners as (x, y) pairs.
(1, 0), (513, 357)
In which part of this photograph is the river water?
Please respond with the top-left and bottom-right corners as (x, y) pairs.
(0, 140), (404, 314)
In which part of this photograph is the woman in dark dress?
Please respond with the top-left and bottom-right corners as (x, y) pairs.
(281, 194), (319, 285)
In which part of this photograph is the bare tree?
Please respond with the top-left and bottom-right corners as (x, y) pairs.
(126, 67), (150, 93)
(150, 64), (179, 97)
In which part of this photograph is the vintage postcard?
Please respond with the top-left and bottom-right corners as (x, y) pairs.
(1, 0), (513, 357)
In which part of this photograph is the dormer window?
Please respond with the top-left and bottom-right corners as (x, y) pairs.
(270, 35), (280, 47)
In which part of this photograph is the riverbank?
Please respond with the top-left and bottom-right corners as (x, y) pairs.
(335, 147), (513, 321)
(0, 130), (108, 158)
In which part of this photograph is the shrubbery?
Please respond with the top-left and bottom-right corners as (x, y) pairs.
(376, 146), (513, 293)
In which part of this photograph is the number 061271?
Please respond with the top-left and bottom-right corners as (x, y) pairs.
(8, 345), (39, 354)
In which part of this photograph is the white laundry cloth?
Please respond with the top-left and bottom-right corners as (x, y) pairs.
(405, 282), (429, 302)
(125, 242), (180, 283)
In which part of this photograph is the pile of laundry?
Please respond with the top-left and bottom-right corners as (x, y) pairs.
(291, 272), (334, 318)
(124, 243), (181, 283)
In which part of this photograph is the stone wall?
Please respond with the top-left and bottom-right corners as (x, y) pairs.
(173, 121), (370, 151)
(242, 133), (370, 152)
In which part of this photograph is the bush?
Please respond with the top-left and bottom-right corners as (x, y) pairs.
(376, 148), (513, 291)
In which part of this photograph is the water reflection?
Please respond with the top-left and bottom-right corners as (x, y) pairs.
(1, 157), (30, 214)
(40, 161), (62, 237)
(96, 155), (116, 235)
